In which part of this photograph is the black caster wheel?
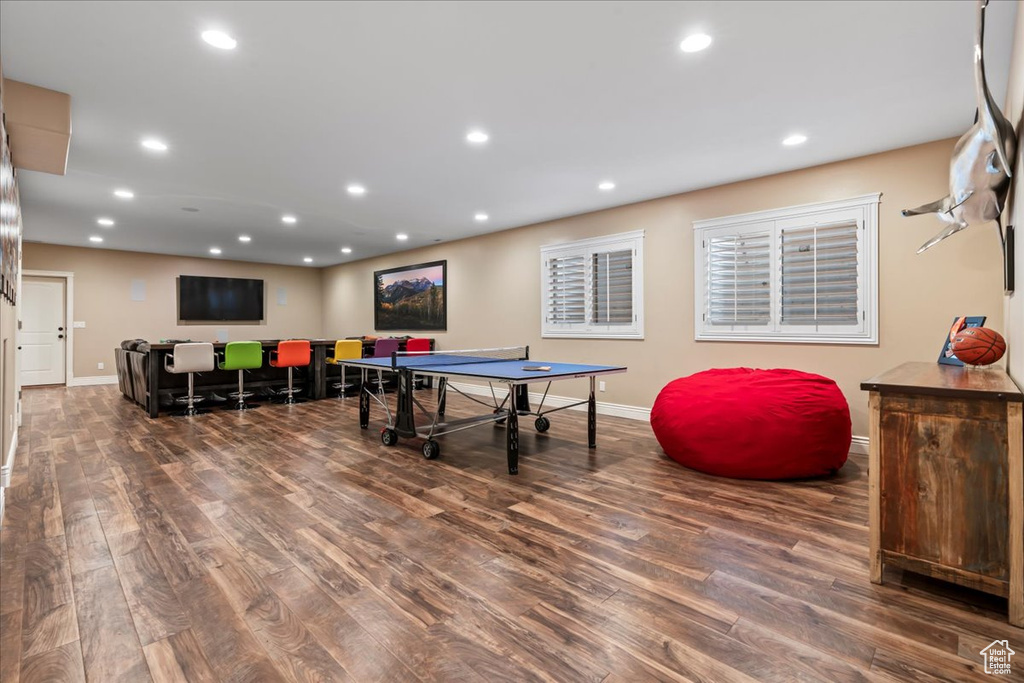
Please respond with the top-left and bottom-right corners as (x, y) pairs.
(535, 416), (551, 433)
(381, 428), (399, 446)
(494, 408), (506, 426)
(422, 440), (441, 460)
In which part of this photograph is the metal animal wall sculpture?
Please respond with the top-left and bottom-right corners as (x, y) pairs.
(901, 0), (1017, 290)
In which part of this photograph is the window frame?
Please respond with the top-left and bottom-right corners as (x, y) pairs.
(693, 194), (879, 345)
(540, 229), (645, 340)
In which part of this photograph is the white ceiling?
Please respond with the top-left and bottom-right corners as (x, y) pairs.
(0, 0), (1017, 267)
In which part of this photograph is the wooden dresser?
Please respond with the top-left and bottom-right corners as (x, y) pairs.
(861, 362), (1022, 626)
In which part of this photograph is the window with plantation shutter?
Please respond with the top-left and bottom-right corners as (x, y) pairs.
(706, 230), (772, 325)
(780, 221), (859, 326)
(547, 255), (586, 324)
(541, 230), (644, 338)
(694, 194), (879, 344)
(592, 249), (633, 324)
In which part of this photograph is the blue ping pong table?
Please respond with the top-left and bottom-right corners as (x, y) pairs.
(339, 346), (627, 474)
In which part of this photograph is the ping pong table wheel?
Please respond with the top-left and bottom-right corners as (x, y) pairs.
(422, 440), (440, 460)
(535, 416), (550, 433)
(381, 428), (399, 447)
(494, 408), (506, 426)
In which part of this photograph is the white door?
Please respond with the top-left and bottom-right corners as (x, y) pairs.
(20, 277), (67, 386)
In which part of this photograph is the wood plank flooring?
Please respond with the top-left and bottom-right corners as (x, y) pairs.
(1, 385), (1022, 682)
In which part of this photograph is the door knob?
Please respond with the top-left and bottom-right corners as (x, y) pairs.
(58, 334), (64, 339)
(58, 326), (64, 331)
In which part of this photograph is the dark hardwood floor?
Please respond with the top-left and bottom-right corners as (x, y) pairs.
(1, 385), (1021, 682)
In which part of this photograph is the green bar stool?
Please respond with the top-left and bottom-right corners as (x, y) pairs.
(218, 341), (263, 411)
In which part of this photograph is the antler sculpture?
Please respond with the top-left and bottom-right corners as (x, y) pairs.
(901, 0), (1017, 276)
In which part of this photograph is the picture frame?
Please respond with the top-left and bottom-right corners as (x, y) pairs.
(373, 260), (447, 331)
(937, 315), (986, 366)
(0, 115), (18, 305)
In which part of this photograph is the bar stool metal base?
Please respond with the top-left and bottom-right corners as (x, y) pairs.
(171, 373), (211, 417)
(224, 370), (259, 411)
(272, 367), (307, 404)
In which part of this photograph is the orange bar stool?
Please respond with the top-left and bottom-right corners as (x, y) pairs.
(269, 339), (311, 404)
(326, 339), (364, 397)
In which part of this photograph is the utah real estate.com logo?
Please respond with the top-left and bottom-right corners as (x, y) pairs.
(981, 640), (1015, 676)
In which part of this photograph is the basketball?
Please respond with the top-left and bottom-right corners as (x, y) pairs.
(950, 327), (1006, 366)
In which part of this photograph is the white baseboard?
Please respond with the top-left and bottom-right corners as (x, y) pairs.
(1, 427), (16, 525)
(1, 428), (16, 489)
(445, 381), (651, 422)
(447, 381), (869, 455)
(67, 375), (119, 387)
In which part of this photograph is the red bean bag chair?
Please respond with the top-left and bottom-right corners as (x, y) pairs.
(650, 368), (850, 479)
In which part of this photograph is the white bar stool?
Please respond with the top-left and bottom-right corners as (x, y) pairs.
(164, 342), (215, 416)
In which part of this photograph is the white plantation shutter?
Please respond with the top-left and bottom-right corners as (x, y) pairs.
(781, 222), (859, 326)
(547, 255), (587, 324)
(541, 231), (644, 338)
(694, 194), (878, 344)
(592, 249), (633, 324)
(706, 231), (771, 325)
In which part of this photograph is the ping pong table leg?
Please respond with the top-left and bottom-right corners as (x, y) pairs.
(437, 377), (447, 416)
(588, 376), (597, 448)
(506, 396), (519, 475)
(359, 368), (370, 428)
(514, 384), (530, 414)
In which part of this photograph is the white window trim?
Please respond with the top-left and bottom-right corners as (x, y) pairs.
(541, 229), (645, 340)
(693, 193), (879, 345)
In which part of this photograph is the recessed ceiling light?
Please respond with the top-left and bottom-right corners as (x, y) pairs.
(281, 215), (297, 224)
(209, 247), (222, 255)
(201, 29), (237, 50)
(238, 235), (251, 243)
(89, 235), (103, 243)
(782, 133), (808, 146)
(680, 33), (713, 53)
(474, 213), (489, 222)
(598, 181), (616, 191)
(97, 217), (115, 227)
(346, 184), (366, 196)
(303, 257), (313, 263)
(113, 189), (134, 199)
(181, 207), (200, 212)
(396, 233), (409, 241)
(466, 130), (489, 144)
(141, 138), (168, 152)
(341, 247), (352, 254)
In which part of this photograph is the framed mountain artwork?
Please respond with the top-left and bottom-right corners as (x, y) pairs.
(374, 260), (447, 331)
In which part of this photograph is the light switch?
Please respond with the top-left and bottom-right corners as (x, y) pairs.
(73, 321), (86, 328)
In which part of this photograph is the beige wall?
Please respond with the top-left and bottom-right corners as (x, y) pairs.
(1, 58), (22, 481)
(22, 243), (324, 380)
(1004, 0), (1024, 386)
(322, 138), (1005, 437)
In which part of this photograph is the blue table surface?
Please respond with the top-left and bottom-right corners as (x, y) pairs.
(341, 355), (626, 380)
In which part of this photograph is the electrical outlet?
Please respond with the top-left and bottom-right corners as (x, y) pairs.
(97, 362), (104, 370)
(599, 381), (606, 392)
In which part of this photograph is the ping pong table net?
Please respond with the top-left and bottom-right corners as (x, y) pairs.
(390, 345), (528, 368)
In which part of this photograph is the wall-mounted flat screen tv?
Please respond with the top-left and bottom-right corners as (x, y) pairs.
(178, 275), (264, 321)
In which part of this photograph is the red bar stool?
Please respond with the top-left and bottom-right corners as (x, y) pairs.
(269, 340), (311, 404)
(406, 338), (431, 389)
